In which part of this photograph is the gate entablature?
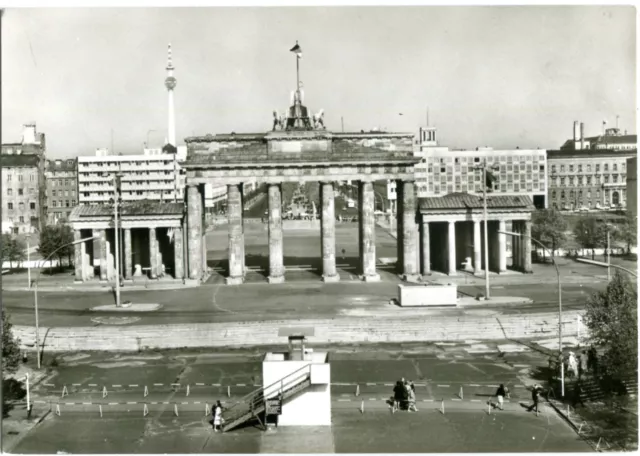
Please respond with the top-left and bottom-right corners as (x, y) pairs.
(182, 131), (419, 185)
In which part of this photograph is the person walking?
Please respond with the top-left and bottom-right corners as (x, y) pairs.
(393, 379), (405, 413)
(495, 384), (508, 411)
(527, 385), (542, 414)
(407, 383), (418, 412)
(212, 400), (224, 432)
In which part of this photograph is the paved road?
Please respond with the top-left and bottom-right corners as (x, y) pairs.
(2, 280), (601, 328)
(8, 345), (592, 453)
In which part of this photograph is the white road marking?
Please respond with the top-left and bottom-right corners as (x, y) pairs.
(471, 399), (481, 402)
(212, 383), (221, 387)
(154, 383), (163, 386)
(337, 399), (351, 402)
(72, 383), (81, 386)
(108, 402), (118, 405)
(422, 399), (434, 402)
(366, 383), (376, 386)
(369, 398), (377, 401)
(195, 383), (205, 386)
(437, 385), (450, 388)
(470, 384), (481, 387)
(88, 384), (97, 387)
(236, 383), (246, 386)
(112, 384), (122, 387)
(129, 384), (138, 387)
(126, 402), (137, 405)
(44, 383), (55, 387)
(82, 402), (91, 405)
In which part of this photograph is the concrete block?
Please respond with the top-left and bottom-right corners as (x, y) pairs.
(398, 283), (457, 307)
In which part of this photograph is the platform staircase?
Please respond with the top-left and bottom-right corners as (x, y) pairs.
(221, 364), (312, 433)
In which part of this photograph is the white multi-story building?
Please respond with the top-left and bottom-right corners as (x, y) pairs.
(388, 126), (548, 209)
(77, 149), (185, 205)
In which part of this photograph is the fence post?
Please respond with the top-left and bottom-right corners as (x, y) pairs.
(487, 401), (491, 415)
(143, 404), (149, 417)
(441, 399), (445, 415)
(359, 400), (364, 414)
(174, 404), (178, 417)
(205, 403), (209, 417)
(596, 437), (602, 451)
(99, 404), (103, 418)
(186, 385), (190, 397)
(25, 373), (30, 416)
(144, 385), (148, 397)
(55, 404), (61, 416)
(61, 385), (68, 398)
(227, 385), (231, 398)
(459, 386), (463, 400)
(578, 423), (584, 434)
(355, 384), (360, 397)
(102, 386), (108, 398)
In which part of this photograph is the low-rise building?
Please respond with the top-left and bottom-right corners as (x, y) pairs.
(1, 123), (47, 233)
(45, 158), (77, 224)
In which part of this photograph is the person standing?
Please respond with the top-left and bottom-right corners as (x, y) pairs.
(212, 400), (223, 432)
(407, 382), (418, 412)
(393, 380), (404, 413)
(527, 385), (541, 414)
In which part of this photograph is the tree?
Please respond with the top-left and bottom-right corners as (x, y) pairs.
(615, 214), (637, 255)
(573, 216), (606, 260)
(531, 209), (568, 259)
(1, 234), (26, 268)
(2, 311), (24, 417)
(583, 271), (638, 379)
(38, 223), (74, 272)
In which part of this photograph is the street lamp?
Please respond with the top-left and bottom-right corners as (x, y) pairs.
(25, 233), (31, 288)
(33, 236), (97, 369)
(102, 172), (124, 307)
(500, 229), (565, 397)
(474, 160), (500, 300)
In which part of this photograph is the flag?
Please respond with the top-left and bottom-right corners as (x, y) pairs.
(290, 41), (302, 58)
(485, 169), (498, 192)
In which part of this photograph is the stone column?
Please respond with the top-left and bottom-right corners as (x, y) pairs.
(226, 183), (244, 285)
(174, 226), (184, 279)
(400, 181), (419, 280)
(73, 230), (83, 282)
(511, 221), (519, 271)
(124, 229), (132, 280)
(156, 237), (163, 277)
(187, 185), (203, 280)
(99, 229), (107, 281)
(358, 181), (379, 282)
(524, 220), (533, 273)
(149, 227), (157, 279)
(473, 221), (482, 274)
(320, 182), (339, 282)
(268, 183), (285, 283)
(448, 221), (457, 276)
(201, 189), (208, 276)
(498, 220), (507, 273)
(420, 219), (431, 276)
(396, 180), (404, 273)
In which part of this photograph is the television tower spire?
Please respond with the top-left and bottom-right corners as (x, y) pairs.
(164, 43), (177, 147)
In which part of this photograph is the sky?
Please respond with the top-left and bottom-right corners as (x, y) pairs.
(1, 6), (636, 158)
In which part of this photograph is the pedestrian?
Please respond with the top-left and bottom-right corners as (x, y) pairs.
(527, 385), (541, 414)
(407, 385), (418, 412)
(495, 384), (507, 411)
(393, 380), (404, 413)
(212, 400), (223, 432)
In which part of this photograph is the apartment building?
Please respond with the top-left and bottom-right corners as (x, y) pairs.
(45, 158), (77, 223)
(1, 123), (47, 233)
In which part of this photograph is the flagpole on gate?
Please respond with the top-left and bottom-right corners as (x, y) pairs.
(483, 160), (490, 300)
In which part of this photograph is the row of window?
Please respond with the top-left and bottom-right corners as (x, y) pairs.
(430, 182), (539, 194)
(427, 155), (542, 165)
(80, 180), (175, 188)
(551, 162), (625, 173)
(81, 191), (176, 197)
(7, 202), (36, 210)
(79, 161), (173, 167)
(50, 179), (76, 187)
(5, 173), (36, 182)
(550, 188), (621, 200)
(426, 164), (545, 174)
(51, 200), (76, 208)
(550, 174), (625, 186)
(5, 216), (27, 223)
(6, 188), (36, 196)
(51, 190), (76, 197)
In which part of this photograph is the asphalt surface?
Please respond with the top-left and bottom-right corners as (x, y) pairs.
(9, 345), (592, 453)
(1, 280), (601, 328)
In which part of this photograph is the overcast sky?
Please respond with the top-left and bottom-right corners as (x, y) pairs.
(1, 6), (636, 158)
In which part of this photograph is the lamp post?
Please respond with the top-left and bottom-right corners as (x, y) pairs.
(500, 230), (565, 397)
(26, 233), (31, 288)
(475, 160), (500, 300)
(33, 236), (96, 369)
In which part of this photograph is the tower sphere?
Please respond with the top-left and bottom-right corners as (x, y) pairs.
(165, 76), (177, 90)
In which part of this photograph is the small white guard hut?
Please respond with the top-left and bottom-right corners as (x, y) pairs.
(262, 327), (331, 426)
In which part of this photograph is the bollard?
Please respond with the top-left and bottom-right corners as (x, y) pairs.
(360, 400), (364, 414)
(55, 404), (61, 416)
(61, 385), (68, 398)
(174, 404), (179, 417)
(227, 385), (231, 398)
(487, 402), (491, 415)
(441, 399), (445, 415)
(99, 405), (103, 418)
(186, 385), (190, 397)
(459, 386), (463, 400)
(205, 403), (209, 417)
(143, 404), (149, 417)
(102, 386), (108, 398)
(144, 385), (148, 397)
(355, 384), (360, 397)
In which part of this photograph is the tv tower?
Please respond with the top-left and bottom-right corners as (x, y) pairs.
(165, 43), (177, 147)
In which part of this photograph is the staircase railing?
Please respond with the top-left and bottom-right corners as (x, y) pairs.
(222, 363), (313, 429)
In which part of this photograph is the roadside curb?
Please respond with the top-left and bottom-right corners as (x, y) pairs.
(2, 283), (200, 293)
(545, 398), (598, 451)
(3, 408), (52, 453)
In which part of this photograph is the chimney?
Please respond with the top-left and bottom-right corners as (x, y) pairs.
(580, 122), (585, 150)
(573, 121), (579, 141)
(22, 123), (37, 144)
